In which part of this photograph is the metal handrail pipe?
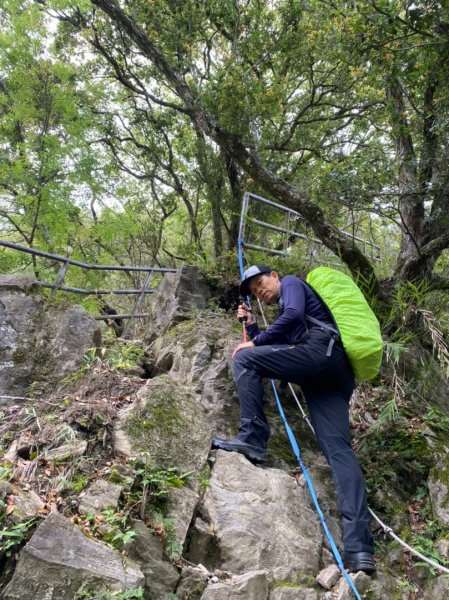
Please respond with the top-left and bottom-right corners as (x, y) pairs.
(244, 196), (380, 257)
(243, 243), (288, 256)
(37, 282), (155, 295)
(244, 192), (304, 218)
(0, 240), (177, 273)
(249, 218), (322, 244)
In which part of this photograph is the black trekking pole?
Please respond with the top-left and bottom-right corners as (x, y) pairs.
(238, 301), (252, 343)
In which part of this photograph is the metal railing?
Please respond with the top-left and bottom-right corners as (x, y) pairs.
(238, 192), (381, 266)
(0, 240), (177, 333)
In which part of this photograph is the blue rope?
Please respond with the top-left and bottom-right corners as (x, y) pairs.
(237, 240), (362, 600)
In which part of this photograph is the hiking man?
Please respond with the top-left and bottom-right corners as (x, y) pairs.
(212, 265), (375, 575)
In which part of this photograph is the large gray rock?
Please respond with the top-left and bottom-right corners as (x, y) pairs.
(78, 479), (124, 515)
(270, 589), (318, 600)
(176, 566), (208, 600)
(428, 455), (449, 526)
(149, 266), (211, 331)
(9, 490), (45, 524)
(166, 486), (200, 546)
(356, 571), (404, 600)
(0, 275), (38, 294)
(335, 572), (370, 600)
(0, 275), (101, 401)
(2, 513), (144, 600)
(114, 377), (211, 473)
(200, 570), (269, 600)
(148, 314), (242, 441)
(424, 574), (449, 599)
(113, 376), (210, 546)
(187, 451), (322, 582)
(128, 519), (179, 599)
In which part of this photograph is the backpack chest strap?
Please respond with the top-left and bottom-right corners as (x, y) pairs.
(305, 316), (340, 357)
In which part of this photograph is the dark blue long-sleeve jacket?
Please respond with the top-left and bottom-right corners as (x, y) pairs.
(246, 275), (334, 346)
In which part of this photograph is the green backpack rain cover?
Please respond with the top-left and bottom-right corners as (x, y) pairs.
(306, 266), (383, 381)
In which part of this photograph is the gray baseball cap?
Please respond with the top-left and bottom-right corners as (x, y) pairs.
(240, 265), (271, 296)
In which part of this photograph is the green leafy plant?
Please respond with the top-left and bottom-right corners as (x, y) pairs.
(0, 519), (36, 557)
(63, 473), (90, 495)
(56, 425), (77, 442)
(411, 533), (449, 575)
(152, 512), (182, 561)
(61, 342), (145, 386)
(103, 343), (145, 371)
(0, 465), (13, 481)
(86, 509), (136, 549)
(383, 279), (433, 337)
(394, 578), (418, 594)
(131, 453), (193, 519)
(384, 340), (408, 365)
(424, 407), (449, 437)
(61, 348), (103, 385)
(359, 405), (431, 498)
(414, 308), (449, 377)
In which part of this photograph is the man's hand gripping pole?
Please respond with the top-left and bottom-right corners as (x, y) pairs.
(238, 301), (252, 343)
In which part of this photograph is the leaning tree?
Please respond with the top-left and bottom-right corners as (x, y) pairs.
(41, 0), (449, 300)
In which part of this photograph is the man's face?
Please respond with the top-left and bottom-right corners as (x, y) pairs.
(248, 272), (281, 304)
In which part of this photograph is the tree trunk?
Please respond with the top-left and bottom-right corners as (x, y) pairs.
(195, 130), (224, 259)
(90, 0), (379, 294)
(386, 77), (424, 273)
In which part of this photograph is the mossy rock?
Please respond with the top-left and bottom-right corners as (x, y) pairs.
(116, 378), (211, 475)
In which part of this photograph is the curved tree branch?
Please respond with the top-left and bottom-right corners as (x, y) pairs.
(90, 0), (379, 293)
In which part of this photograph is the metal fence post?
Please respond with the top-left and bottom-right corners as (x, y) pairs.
(49, 260), (70, 297)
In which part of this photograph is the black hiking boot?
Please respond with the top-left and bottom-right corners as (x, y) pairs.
(343, 551), (376, 575)
(211, 437), (267, 463)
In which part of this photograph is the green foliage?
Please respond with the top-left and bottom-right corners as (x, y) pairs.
(381, 280), (432, 337)
(104, 343), (145, 372)
(151, 512), (182, 561)
(61, 340), (145, 386)
(85, 509), (136, 549)
(197, 465), (211, 491)
(393, 578), (418, 596)
(424, 407), (449, 437)
(1, 0), (448, 295)
(0, 465), (13, 481)
(65, 473), (89, 495)
(0, 519), (36, 558)
(359, 409), (432, 497)
(130, 452), (193, 518)
(384, 341), (408, 366)
(411, 534), (448, 575)
(60, 348), (102, 385)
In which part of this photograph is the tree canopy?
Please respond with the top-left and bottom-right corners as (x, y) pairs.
(1, 0), (449, 300)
